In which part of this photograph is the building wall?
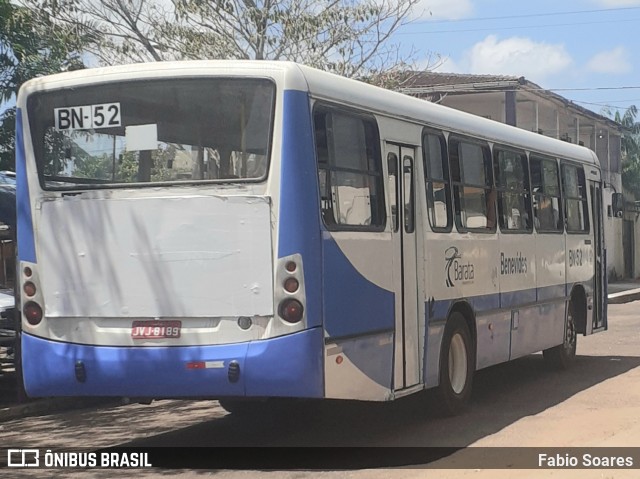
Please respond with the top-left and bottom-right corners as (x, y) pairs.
(605, 187), (625, 279)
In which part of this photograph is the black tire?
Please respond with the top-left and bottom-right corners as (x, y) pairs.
(436, 312), (474, 416)
(543, 300), (577, 369)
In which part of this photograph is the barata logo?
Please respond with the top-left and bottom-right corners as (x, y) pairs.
(445, 246), (474, 287)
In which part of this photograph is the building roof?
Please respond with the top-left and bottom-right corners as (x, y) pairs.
(401, 72), (524, 90)
(398, 71), (624, 133)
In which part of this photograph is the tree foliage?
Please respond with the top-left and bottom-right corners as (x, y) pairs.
(26, 0), (425, 81)
(605, 106), (640, 198)
(173, 0), (420, 78)
(25, 0), (181, 64)
(4, 0), (439, 170)
(0, 0), (88, 169)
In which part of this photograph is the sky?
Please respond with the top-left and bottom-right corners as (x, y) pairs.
(396, 0), (640, 116)
(3, 0), (638, 121)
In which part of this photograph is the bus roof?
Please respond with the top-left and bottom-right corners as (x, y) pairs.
(294, 63), (599, 167)
(19, 60), (599, 167)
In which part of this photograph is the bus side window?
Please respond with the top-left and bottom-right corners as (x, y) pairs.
(313, 106), (384, 230)
(531, 156), (563, 232)
(494, 147), (532, 232)
(314, 113), (334, 224)
(450, 137), (495, 232)
(423, 130), (451, 231)
(388, 152), (399, 232)
(562, 163), (590, 233)
(449, 140), (463, 228)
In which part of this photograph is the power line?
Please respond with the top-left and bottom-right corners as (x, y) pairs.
(400, 17), (640, 35)
(543, 86), (640, 93)
(571, 100), (636, 111)
(407, 85), (640, 93)
(416, 6), (640, 24)
(589, 98), (640, 104)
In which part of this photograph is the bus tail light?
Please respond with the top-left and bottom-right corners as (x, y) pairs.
(21, 262), (44, 326)
(23, 281), (37, 297)
(24, 301), (43, 325)
(285, 261), (297, 273)
(283, 277), (299, 293)
(275, 254), (306, 327)
(279, 299), (304, 323)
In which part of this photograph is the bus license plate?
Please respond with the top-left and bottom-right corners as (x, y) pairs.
(131, 321), (181, 339)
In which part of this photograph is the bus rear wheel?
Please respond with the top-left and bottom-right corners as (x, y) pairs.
(543, 300), (577, 369)
(436, 312), (474, 416)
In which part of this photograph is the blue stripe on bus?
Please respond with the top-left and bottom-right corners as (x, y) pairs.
(278, 90), (322, 330)
(501, 288), (537, 309)
(470, 292), (500, 312)
(427, 285), (570, 324)
(22, 328), (324, 399)
(537, 284), (566, 302)
(15, 108), (37, 263)
(322, 237), (395, 339)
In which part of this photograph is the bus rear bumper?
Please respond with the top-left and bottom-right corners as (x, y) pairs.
(21, 328), (324, 399)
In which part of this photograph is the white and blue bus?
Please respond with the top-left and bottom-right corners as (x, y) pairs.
(16, 61), (606, 414)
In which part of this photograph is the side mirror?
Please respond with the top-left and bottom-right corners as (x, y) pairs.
(612, 192), (624, 218)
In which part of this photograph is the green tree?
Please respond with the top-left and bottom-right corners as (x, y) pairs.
(605, 106), (640, 198)
(72, 144), (178, 183)
(0, 0), (88, 170)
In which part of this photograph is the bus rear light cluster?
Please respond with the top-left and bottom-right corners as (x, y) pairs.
(21, 261), (44, 327)
(276, 255), (306, 326)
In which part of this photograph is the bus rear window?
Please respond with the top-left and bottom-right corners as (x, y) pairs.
(27, 78), (275, 189)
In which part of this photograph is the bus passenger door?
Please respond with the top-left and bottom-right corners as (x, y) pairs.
(590, 182), (606, 331)
(386, 143), (421, 391)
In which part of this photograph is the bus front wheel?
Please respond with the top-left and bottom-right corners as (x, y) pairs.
(436, 312), (474, 415)
(543, 300), (577, 369)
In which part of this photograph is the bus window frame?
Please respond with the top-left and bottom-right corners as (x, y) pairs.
(312, 102), (386, 233)
(27, 76), (278, 191)
(530, 154), (564, 235)
(449, 134), (496, 234)
(422, 127), (452, 233)
(560, 160), (591, 235)
(493, 145), (533, 235)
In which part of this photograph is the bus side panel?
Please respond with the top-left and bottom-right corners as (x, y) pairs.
(566, 229), (594, 332)
(322, 235), (394, 400)
(509, 301), (566, 360)
(278, 89), (323, 331)
(245, 327), (324, 398)
(423, 235), (501, 388)
(15, 107), (37, 263)
(500, 231), (565, 359)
